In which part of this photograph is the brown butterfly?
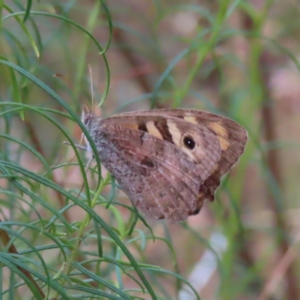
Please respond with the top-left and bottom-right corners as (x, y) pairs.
(81, 109), (247, 222)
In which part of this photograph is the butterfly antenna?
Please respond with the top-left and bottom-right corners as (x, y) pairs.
(77, 66), (96, 199)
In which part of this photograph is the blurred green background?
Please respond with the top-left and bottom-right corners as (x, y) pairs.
(0, 0), (300, 299)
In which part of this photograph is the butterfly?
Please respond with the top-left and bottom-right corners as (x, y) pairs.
(81, 108), (247, 222)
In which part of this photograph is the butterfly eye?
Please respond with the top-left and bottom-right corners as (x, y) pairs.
(183, 135), (196, 150)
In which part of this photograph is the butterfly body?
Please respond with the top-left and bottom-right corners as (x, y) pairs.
(82, 109), (247, 222)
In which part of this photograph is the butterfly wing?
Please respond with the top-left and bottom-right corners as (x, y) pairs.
(113, 109), (248, 202)
(88, 113), (223, 222)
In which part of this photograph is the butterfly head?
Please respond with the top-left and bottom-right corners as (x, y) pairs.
(81, 105), (95, 131)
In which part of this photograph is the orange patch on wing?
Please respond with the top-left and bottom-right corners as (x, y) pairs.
(218, 136), (230, 151)
(166, 120), (181, 146)
(146, 121), (163, 140)
(208, 122), (230, 151)
(122, 123), (139, 130)
(208, 122), (228, 136)
(184, 116), (198, 124)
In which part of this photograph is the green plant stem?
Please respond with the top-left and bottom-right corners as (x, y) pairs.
(54, 173), (111, 297)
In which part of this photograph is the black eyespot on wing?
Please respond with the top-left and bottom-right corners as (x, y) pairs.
(183, 136), (195, 150)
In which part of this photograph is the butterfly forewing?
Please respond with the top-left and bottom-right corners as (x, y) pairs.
(112, 109), (247, 202)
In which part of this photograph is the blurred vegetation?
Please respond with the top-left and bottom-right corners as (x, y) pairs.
(1, 0), (300, 299)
